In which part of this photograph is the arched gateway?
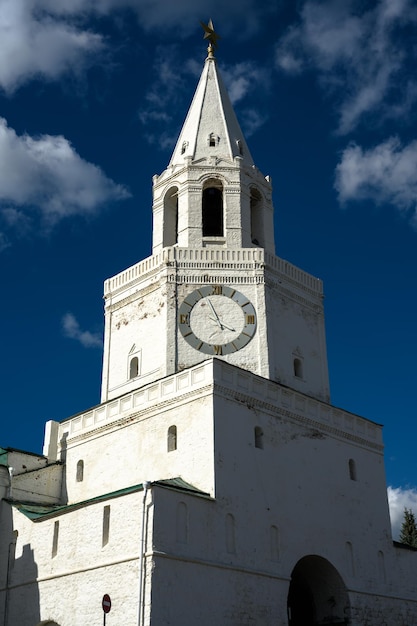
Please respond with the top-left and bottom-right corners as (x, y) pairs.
(287, 555), (350, 625)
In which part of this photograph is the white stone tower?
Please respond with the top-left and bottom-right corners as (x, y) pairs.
(100, 29), (329, 405)
(2, 22), (417, 626)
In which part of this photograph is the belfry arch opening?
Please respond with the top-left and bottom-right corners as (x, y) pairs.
(287, 555), (350, 626)
(163, 186), (179, 247)
(202, 179), (224, 237)
(250, 186), (263, 247)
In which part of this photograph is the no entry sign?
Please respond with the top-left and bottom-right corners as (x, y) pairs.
(102, 594), (111, 614)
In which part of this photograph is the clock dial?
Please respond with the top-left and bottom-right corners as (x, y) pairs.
(178, 286), (257, 355)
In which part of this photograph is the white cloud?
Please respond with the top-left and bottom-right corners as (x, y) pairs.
(0, 0), (277, 93)
(137, 45), (192, 149)
(334, 137), (417, 224)
(62, 312), (102, 348)
(0, 0), (105, 93)
(388, 486), (417, 540)
(221, 62), (269, 105)
(275, 0), (417, 134)
(0, 117), (129, 231)
(0, 232), (11, 252)
(240, 109), (268, 138)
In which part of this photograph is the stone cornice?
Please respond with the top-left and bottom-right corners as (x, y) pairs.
(215, 383), (383, 453)
(55, 360), (382, 454)
(104, 248), (322, 300)
(212, 360), (383, 452)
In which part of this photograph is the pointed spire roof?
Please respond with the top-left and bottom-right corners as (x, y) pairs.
(169, 31), (255, 168)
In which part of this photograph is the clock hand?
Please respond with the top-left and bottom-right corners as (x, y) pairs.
(208, 315), (235, 333)
(218, 322), (236, 332)
(207, 298), (223, 328)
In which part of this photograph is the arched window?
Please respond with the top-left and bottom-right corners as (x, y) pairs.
(250, 187), (263, 246)
(345, 541), (355, 577)
(293, 358), (303, 378)
(378, 550), (386, 583)
(254, 426), (264, 449)
(270, 525), (280, 562)
(76, 460), (84, 482)
(168, 425), (177, 452)
(102, 505), (110, 547)
(208, 133), (218, 147)
(163, 186), (179, 247)
(225, 513), (236, 554)
(52, 521), (59, 558)
(202, 181), (223, 237)
(349, 459), (357, 481)
(129, 356), (139, 379)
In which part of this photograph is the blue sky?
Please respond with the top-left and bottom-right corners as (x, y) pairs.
(1, 0), (416, 535)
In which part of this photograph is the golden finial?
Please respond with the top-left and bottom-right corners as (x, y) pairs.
(200, 19), (220, 58)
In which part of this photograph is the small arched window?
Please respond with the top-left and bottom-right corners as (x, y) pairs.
(293, 358), (303, 379)
(254, 426), (264, 449)
(52, 521), (59, 558)
(208, 133), (218, 147)
(202, 182), (223, 237)
(168, 425), (177, 452)
(163, 186), (179, 247)
(346, 541), (355, 577)
(226, 513), (236, 554)
(129, 356), (139, 379)
(349, 459), (357, 481)
(378, 550), (386, 583)
(181, 141), (188, 155)
(76, 460), (84, 482)
(270, 525), (280, 562)
(250, 187), (263, 247)
(102, 505), (110, 547)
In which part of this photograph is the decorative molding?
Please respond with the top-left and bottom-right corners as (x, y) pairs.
(104, 248), (323, 302)
(214, 382), (383, 452)
(170, 275), (263, 285)
(57, 360), (382, 453)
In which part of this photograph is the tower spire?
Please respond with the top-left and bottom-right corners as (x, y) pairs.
(168, 21), (254, 168)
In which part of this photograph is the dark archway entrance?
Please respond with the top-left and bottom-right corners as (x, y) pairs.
(287, 555), (350, 626)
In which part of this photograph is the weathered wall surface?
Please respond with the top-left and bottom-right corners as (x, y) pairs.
(1, 489), (153, 626)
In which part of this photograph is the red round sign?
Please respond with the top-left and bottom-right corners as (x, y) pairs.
(102, 594), (111, 614)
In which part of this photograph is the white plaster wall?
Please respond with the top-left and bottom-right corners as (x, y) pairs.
(12, 464), (62, 504)
(3, 489), (153, 626)
(103, 279), (173, 401)
(150, 484), (417, 626)
(265, 267), (330, 401)
(101, 240), (326, 399)
(151, 486), (290, 625)
(62, 391), (215, 503)
(7, 450), (48, 474)
(150, 554), (289, 625)
(212, 389), (390, 564)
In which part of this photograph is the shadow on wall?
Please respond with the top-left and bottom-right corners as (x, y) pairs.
(1, 499), (41, 626)
(9, 542), (41, 625)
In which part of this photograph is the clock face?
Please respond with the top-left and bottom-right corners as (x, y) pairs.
(178, 285), (257, 355)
